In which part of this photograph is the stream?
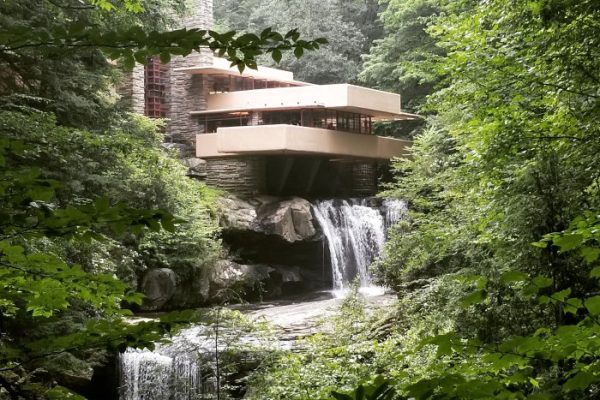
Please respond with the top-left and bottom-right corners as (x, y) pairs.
(118, 198), (406, 399)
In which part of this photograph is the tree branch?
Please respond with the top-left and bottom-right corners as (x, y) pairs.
(44, 0), (95, 10)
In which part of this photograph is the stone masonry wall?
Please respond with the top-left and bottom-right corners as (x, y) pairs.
(205, 157), (266, 196)
(120, 0), (214, 150)
(164, 0), (214, 148)
(118, 63), (145, 114)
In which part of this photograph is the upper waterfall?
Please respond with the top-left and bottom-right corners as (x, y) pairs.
(312, 198), (407, 293)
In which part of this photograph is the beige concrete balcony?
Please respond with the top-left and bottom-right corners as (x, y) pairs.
(175, 57), (308, 86)
(196, 125), (410, 160)
(191, 84), (417, 120)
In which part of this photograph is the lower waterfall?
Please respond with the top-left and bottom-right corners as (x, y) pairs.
(312, 198), (406, 293)
(119, 326), (216, 400)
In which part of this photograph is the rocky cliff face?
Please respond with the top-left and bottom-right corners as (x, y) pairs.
(216, 195), (328, 291)
(139, 196), (329, 310)
(217, 195), (318, 242)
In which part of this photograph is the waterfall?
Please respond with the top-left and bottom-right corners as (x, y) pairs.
(120, 198), (407, 399)
(312, 198), (406, 293)
(119, 322), (277, 400)
(119, 326), (217, 400)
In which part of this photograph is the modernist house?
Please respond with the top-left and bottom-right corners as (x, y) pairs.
(123, 0), (415, 197)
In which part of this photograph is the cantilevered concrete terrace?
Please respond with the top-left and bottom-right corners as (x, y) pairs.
(196, 125), (410, 160)
(192, 84), (415, 120)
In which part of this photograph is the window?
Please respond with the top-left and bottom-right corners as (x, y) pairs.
(201, 113), (251, 133)
(144, 57), (167, 118)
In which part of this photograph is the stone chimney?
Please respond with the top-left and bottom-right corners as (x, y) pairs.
(120, 0), (214, 151)
(118, 63), (145, 115)
(165, 0), (214, 148)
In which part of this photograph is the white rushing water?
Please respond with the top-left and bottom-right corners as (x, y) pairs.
(119, 326), (217, 400)
(382, 198), (408, 230)
(312, 198), (407, 295)
(119, 322), (281, 400)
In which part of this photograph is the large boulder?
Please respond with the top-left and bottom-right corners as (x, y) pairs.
(256, 197), (317, 242)
(200, 260), (274, 302)
(196, 261), (310, 302)
(182, 157), (207, 178)
(217, 196), (258, 231)
(140, 268), (177, 310)
(218, 195), (318, 243)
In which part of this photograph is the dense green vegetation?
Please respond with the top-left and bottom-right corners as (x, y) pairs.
(214, 0), (383, 84)
(245, 0), (600, 399)
(0, 1), (321, 398)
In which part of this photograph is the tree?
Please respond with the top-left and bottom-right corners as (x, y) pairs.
(359, 0), (445, 111)
(214, 0), (380, 84)
(371, 0), (600, 396)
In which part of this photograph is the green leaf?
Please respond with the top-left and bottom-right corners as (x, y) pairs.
(501, 270), (528, 283)
(260, 27), (272, 40)
(531, 240), (548, 248)
(429, 333), (456, 356)
(553, 288), (571, 303)
(461, 289), (486, 307)
(584, 296), (600, 315)
(564, 298), (583, 315)
(538, 295), (551, 305)
(581, 247), (600, 263)
(272, 49), (282, 63)
(532, 276), (553, 289)
(553, 234), (584, 252)
(563, 371), (596, 392)
(294, 46), (304, 59)
(529, 377), (540, 388)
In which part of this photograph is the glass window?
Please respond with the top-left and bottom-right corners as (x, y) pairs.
(202, 113), (251, 133)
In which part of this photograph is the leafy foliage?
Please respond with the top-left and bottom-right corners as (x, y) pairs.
(1, 2), (324, 72)
(360, 0), (444, 111)
(246, 287), (389, 400)
(214, 0), (381, 83)
(0, 109), (224, 397)
(246, 0), (600, 399)
(0, 1), (324, 128)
